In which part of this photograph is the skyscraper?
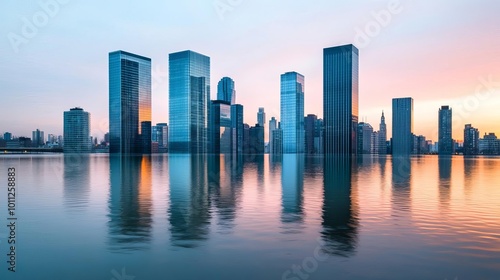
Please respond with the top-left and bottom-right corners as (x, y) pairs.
(281, 72), (305, 154)
(464, 124), (479, 155)
(392, 97), (414, 155)
(357, 122), (373, 154)
(109, 50), (152, 154)
(305, 114), (317, 154)
(257, 108), (266, 127)
(249, 124), (265, 154)
(217, 77), (236, 104)
(231, 104), (244, 154)
(169, 50), (210, 154)
(438, 106), (453, 155)
(32, 129), (45, 147)
(3, 132), (12, 141)
(269, 117), (277, 153)
(323, 44), (359, 154)
(378, 111), (387, 154)
(209, 100), (232, 154)
(63, 107), (90, 153)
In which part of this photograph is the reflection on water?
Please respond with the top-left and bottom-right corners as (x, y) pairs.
(281, 154), (304, 226)
(108, 155), (153, 251)
(322, 156), (359, 257)
(438, 156), (452, 209)
(392, 156), (412, 215)
(64, 154), (90, 211)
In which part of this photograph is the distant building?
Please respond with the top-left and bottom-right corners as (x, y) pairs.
(243, 123), (250, 154)
(463, 124), (479, 155)
(392, 97), (414, 155)
(271, 126), (283, 154)
(249, 124), (265, 154)
(32, 129), (45, 147)
(281, 72), (305, 154)
(217, 77), (236, 104)
(377, 111), (387, 154)
(3, 132), (12, 141)
(269, 117), (278, 154)
(479, 133), (500, 155)
(323, 44), (359, 155)
(64, 107), (91, 153)
(209, 100), (232, 154)
(257, 107), (266, 128)
(231, 104), (244, 155)
(305, 114), (317, 154)
(438, 106), (453, 155)
(357, 122), (373, 154)
(314, 119), (324, 154)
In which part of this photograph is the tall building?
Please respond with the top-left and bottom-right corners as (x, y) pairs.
(464, 124), (479, 155)
(269, 117), (278, 153)
(378, 111), (387, 154)
(63, 107), (90, 153)
(323, 44), (359, 154)
(438, 106), (453, 155)
(304, 114), (317, 154)
(209, 100), (232, 154)
(32, 129), (45, 147)
(249, 124), (265, 154)
(357, 122), (373, 154)
(231, 104), (244, 154)
(157, 123), (168, 149)
(243, 123), (251, 154)
(3, 132), (12, 141)
(257, 107), (266, 127)
(479, 133), (499, 155)
(281, 72), (305, 154)
(217, 77), (236, 104)
(109, 50), (152, 154)
(169, 50), (210, 154)
(271, 124), (283, 155)
(314, 119), (324, 154)
(392, 97), (414, 155)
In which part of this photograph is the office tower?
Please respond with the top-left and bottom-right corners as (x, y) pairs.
(249, 124), (265, 154)
(257, 108), (266, 127)
(32, 129), (45, 147)
(479, 133), (499, 155)
(63, 107), (90, 153)
(104, 133), (109, 144)
(169, 50), (210, 154)
(109, 50), (152, 154)
(464, 124), (479, 155)
(47, 134), (57, 144)
(438, 106), (453, 155)
(243, 123), (250, 154)
(217, 77), (236, 104)
(209, 100), (232, 154)
(392, 97), (414, 155)
(314, 119), (324, 154)
(281, 72), (305, 154)
(231, 104), (244, 154)
(156, 123), (168, 151)
(4, 132), (12, 141)
(323, 44), (359, 154)
(269, 117), (278, 154)
(378, 111), (387, 154)
(271, 127), (283, 154)
(304, 114), (317, 154)
(357, 122), (373, 154)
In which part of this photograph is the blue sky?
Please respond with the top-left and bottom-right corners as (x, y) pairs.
(1, 0), (499, 141)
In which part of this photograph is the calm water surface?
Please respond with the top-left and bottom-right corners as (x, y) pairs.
(0, 154), (499, 279)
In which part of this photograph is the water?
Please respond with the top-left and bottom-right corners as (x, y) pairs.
(0, 154), (499, 279)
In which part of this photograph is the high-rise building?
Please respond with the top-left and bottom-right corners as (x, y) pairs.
(32, 129), (45, 147)
(281, 72), (305, 154)
(63, 107), (90, 153)
(231, 104), (244, 154)
(270, 122), (283, 155)
(479, 133), (499, 155)
(323, 44), (359, 154)
(3, 132), (12, 141)
(109, 50), (152, 154)
(257, 108), (266, 128)
(156, 123), (168, 150)
(217, 77), (236, 104)
(438, 106), (453, 155)
(392, 97), (414, 155)
(243, 123), (251, 154)
(464, 124), (479, 155)
(304, 114), (317, 154)
(357, 122), (373, 154)
(209, 100), (232, 154)
(269, 117), (278, 154)
(249, 124), (265, 154)
(314, 119), (324, 154)
(169, 50), (210, 154)
(378, 111), (387, 154)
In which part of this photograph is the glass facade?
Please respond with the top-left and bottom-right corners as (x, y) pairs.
(231, 104), (244, 155)
(109, 50), (151, 154)
(392, 97), (414, 155)
(323, 45), (359, 155)
(438, 106), (453, 155)
(280, 72), (305, 154)
(169, 51), (210, 154)
(209, 101), (232, 154)
(63, 107), (90, 153)
(217, 77), (236, 104)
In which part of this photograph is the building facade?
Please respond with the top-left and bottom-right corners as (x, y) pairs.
(209, 100), (232, 154)
(231, 104), (244, 154)
(217, 77), (236, 104)
(392, 97), (414, 155)
(281, 72), (305, 154)
(323, 44), (359, 154)
(438, 106), (453, 155)
(109, 50), (151, 154)
(463, 124), (479, 155)
(32, 129), (45, 147)
(305, 114), (317, 154)
(63, 107), (90, 153)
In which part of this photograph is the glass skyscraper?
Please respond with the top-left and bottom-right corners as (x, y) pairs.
(109, 50), (151, 154)
(231, 104), (244, 155)
(217, 77), (236, 104)
(169, 50), (210, 154)
(392, 97), (414, 155)
(209, 100), (232, 154)
(438, 105), (453, 155)
(63, 107), (90, 153)
(281, 72), (305, 154)
(323, 44), (359, 155)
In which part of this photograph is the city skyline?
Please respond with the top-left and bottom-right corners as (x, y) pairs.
(1, 1), (499, 141)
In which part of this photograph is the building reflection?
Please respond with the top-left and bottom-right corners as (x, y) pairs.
(168, 155), (211, 248)
(321, 156), (358, 257)
(63, 154), (90, 211)
(463, 156), (478, 196)
(438, 156), (452, 208)
(108, 155), (152, 251)
(391, 156), (412, 214)
(281, 154), (305, 225)
(207, 155), (243, 233)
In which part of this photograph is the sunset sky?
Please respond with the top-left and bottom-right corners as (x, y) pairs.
(1, 0), (499, 142)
